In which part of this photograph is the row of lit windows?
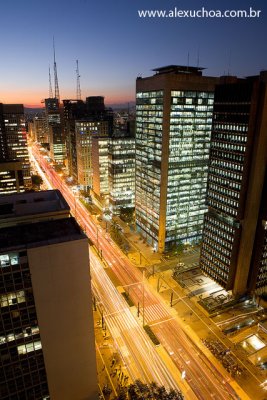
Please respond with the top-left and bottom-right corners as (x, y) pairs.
(136, 91), (163, 98)
(201, 247), (231, 270)
(209, 166), (242, 182)
(0, 326), (39, 345)
(204, 215), (235, 238)
(210, 158), (244, 171)
(1, 290), (26, 308)
(213, 123), (248, 132)
(170, 111), (212, 118)
(171, 104), (213, 111)
(213, 132), (248, 143)
(208, 184), (240, 200)
(171, 91), (214, 98)
(210, 151), (245, 165)
(17, 340), (42, 355)
(200, 257), (229, 283)
(203, 236), (232, 258)
(211, 142), (246, 153)
(209, 174), (241, 190)
(208, 198), (238, 217)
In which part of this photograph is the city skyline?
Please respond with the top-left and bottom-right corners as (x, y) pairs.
(0, 0), (266, 107)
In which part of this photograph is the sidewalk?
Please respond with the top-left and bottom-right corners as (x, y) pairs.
(93, 305), (131, 399)
(147, 269), (263, 400)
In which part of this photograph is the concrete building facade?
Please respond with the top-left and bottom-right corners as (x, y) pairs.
(0, 190), (98, 399)
(200, 72), (267, 296)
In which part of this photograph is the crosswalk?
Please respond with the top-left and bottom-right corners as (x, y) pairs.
(144, 302), (171, 324)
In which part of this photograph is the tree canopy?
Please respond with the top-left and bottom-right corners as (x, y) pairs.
(114, 380), (183, 400)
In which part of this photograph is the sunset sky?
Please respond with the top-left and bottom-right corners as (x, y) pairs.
(0, 0), (266, 107)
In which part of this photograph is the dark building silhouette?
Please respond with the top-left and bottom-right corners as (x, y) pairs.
(0, 104), (30, 188)
(200, 72), (267, 296)
(63, 99), (87, 180)
(0, 161), (24, 195)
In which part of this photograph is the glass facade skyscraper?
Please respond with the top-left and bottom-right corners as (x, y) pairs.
(135, 66), (219, 252)
(108, 133), (135, 214)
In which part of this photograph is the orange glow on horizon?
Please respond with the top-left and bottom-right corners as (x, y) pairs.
(1, 92), (134, 109)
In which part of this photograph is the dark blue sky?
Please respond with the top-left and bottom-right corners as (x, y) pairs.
(0, 0), (266, 105)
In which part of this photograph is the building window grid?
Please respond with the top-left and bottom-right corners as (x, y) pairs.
(0, 251), (49, 398)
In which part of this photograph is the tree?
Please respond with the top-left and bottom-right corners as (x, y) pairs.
(113, 380), (183, 400)
(120, 207), (135, 224)
(31, 174), (43, 189)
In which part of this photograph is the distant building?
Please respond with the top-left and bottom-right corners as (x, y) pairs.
(44, 98), (65, 164)
(76, 120), (109, 191)
(33, 114), (48, 144)
(63, 97), (113, 188)
(0, 190), (98, 400)
(135, 66), (219, 252)
(63, 99), (87, 180)
(0, 103), (31, 188)
(92, 134), (109, 207)
(108, 130), (135, 215)
(0, 160), (24, 195)
(200, 72), (267, 296)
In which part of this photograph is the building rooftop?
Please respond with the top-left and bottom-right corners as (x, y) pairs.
(152, 65), (205, 75)
(0, 190), (70, 227)
(0, 217), (85, 251)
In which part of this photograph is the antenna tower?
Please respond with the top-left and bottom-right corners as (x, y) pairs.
(53, 37), (60, 101)
(49, 66), (53, 98)
(76, 60), (81, 100)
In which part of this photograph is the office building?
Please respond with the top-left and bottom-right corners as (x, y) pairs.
(0, 103), (31, 188)
(92, 134), (109, 207)
(108, 131), (135, 214)
(63, 99), (87, 180)
(249, 171), (267, 294)
(45, 98), (65, 165)
(135, 66), (219, 252)
(76, 119), (109, 191)
(63, 97), (113, 187)
(0, 190), (98, 399)
(200, 72), (267, 296)
(33, 115), (48, 144)
(0, 161), (24, 195)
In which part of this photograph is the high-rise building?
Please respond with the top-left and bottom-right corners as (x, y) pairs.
(135, 66), (219, 252)
(0, 104), (31, 188)
(92, 134), (109, 207)
(0, 161), (24, 195)
(200, 72), (267, 296)
(33, 115), (48, 144)
(45, 98), (65, 165)
(63, 99), (87, 180)
(249, 170), (267, 294)
(76, 120), (109, 190)
(108, 130), (135, 215)
(63, 97), (113, 186)
(0, 190), (98, 399)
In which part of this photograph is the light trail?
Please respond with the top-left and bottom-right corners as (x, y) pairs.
(90, 250), (180, 391)
(31, 144), (243, 400)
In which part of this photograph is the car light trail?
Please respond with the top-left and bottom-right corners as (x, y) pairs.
(31, 144), (241, 400)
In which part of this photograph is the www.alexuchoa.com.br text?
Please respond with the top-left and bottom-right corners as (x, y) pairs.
(138, 7), (261, 19)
